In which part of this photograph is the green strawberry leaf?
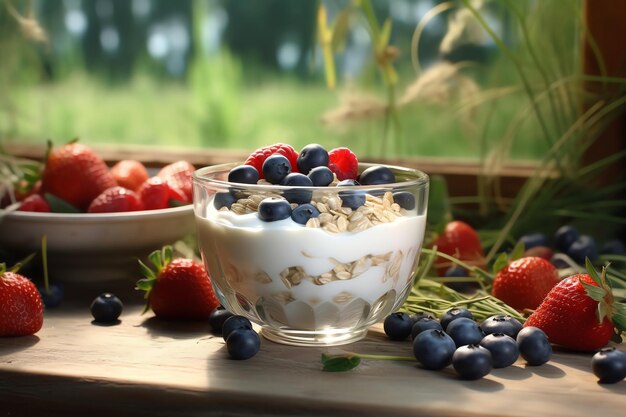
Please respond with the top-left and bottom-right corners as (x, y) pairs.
(611, 311), (626, 333)
(598, 301), (610, 322)
(162, 245), (173, 265)
(510, 242), (525, 262)
(321, 353), (361, 372)
(581, 279), (607, 302)
(44, 193), (81, 213)
(135, 277), (156, 292)
(585, 258), (602, 286)
(148, 249), (163, 270)
(492, 252), (509, 275)
(138, 259), (156, 280)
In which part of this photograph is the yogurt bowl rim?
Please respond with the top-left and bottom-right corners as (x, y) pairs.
(192, 161), (429, 191)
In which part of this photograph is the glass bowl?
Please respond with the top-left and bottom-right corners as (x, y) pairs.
(193, 162), (429, 346)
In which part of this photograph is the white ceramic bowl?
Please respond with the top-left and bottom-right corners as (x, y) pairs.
(0, 205), (195, 282)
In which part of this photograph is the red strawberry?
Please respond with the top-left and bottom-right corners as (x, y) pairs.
(244, 143), (299, 179)
(110, 160), (149, 192)
(0, 263), (44, 337)
(433, 220), (485, 275)
(491, 256), (560, 311)
(87, 186), (144, 213)
(524, 263), (626, 351)
(18, 194), (50, 212)
(41, 142), (116, 210)
(328, 147), (358, 180)
(136, 246), (220, 320)
(157, 161), (195, 202)
(138, 177), (187, 210)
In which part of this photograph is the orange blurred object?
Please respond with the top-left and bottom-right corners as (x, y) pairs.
(110, 160), (150, 192)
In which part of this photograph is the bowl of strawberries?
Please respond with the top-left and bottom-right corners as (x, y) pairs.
(0, 141), (195, 282)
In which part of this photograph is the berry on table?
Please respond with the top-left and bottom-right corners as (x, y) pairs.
(222, 315), (253, 341)
(258, 197), (292, 222)
(226, 328), (261, 360)
(452, 344), (493, 380)
(262, 154), (292, 184)
(328, 147), (358, 181)
(291, 203), (320, 225)
(358, 165), (396, 185)
(280, 173), (313, 204)
(297, 144), (329, 174)
(410, 311), (435, 323)
(38, 283), (64, 309)
(0, 265), (44, 336)
(244, 143), (299, 179)
(445, 317), (485, 348)
(308, 166), (334, 186)
(554, 225), (579, 252)
(433, 221), (485, 275)
(601, 239), (626, 256)
(228, 165), (259, 184)
(90, 293), (123, 323)
(411, 317), (442, 340)
(591, 347), (626, 384)
(479, 333), (519, 368)
(440, 307), (474, 331)
(567, 235), (598, 264)
(383, 312), (413, 340)
(413, 329), (456, 370)
(208, 307), (235, 333)
(516, 326), (552, 366)
(479, 315), (523, 339)
(392, 191), (415, 210)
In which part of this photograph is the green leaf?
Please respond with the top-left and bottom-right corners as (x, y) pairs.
(492, 252), (509, 274)
(321, 353), (361, 372)
(162, 245), (173, 265)
(585, 258), (601, 285)
(510, 242), (525, 261)
(138, 259), (156, 280)
(135, 278), (156, 292)
(148, 249), (163, 270)
(378, 18), (392, 50)
(331, 9), (350, 53)
(44, 193), (81, 213)
(611, 311), (626, 333)
(597, 301), (609, 322)
(581, 279), (607, 302)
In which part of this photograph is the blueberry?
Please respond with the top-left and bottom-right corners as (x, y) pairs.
(280, 173), (313, 204)
(297, 144), (329, 174)
(518, 233), (549, 250)
(591, 347), (626, 384)
(38, 284), (64, 308)
(291, 203), (320, 225)
(383, 312), (413, 340)
(452, 344), (493, 380)
(444, 266), (466, 277)
(479, 333), (519, 368)
(337, 179), (365, 210)
(258, 197), (292, 222)
(359, 165), (396, 185)
(411, 317), (442, 340)
(410, 311), (435, 323)
(550, 254), (570, 269)
(601, 239), (626, 256)
(517, 326), (552, 366)
(228, 165), (259, 184)
(479, 315), (523, 339)
(262, 154), (291, 184)
(440, 307), (474, 331)
(222, 315), (253, 341)
(214, 191), (236, 209)
(208, 307), (234, 333)
(90, 293), (123, 323)
(393, 191), (415, 210)
(413, 329), (456, 370)
(567, 235), (598, 264)
(308, 166), (334, 186)
(554, 225), (579, 252)
(446, 317), (484, 347)
(226, 328), (261, 360)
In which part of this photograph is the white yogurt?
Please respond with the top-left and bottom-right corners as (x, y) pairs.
(197, 200), (427, 330)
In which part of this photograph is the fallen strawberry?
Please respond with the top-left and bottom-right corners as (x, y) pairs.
(0, 259), (44, 337)
(524, 260), (626, 351)
(433, 220), (485, 275)
(492, 256), (560, 311)
(136, 246), (220, 320)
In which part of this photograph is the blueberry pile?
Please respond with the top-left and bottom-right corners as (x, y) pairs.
(384, 309), (551, 380)
(210, 311), (261, 360)
(218, 143), (415, 224)
(518, 225), (625, 267)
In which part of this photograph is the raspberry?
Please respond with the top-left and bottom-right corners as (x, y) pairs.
(244, 143), (299, 179)
(328, 147), (358, 180)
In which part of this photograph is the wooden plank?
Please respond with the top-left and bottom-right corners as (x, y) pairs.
(1, 306), (625, 417)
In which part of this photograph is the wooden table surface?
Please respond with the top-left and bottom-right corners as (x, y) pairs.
(1, 300), (625, 417)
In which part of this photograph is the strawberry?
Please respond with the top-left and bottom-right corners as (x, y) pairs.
(328, 147), (358, 181)
(0, 262), (44, 337)
(138, 177), (187, 210)
(41, 142), (116, 210)
(433, 220), (485, 275)
(491, 256), (560, 311)
(110, 160), (149, 192)
(524, 262), (626, 351)
(157, 161), (195, 203)
(244, 143), (299, 179)
(136, 246), (220, 320)
(87, 186), (144, 213)
(18, 194), (50, 212)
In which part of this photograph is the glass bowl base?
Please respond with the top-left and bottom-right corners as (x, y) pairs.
(261, 326), (369, 347)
